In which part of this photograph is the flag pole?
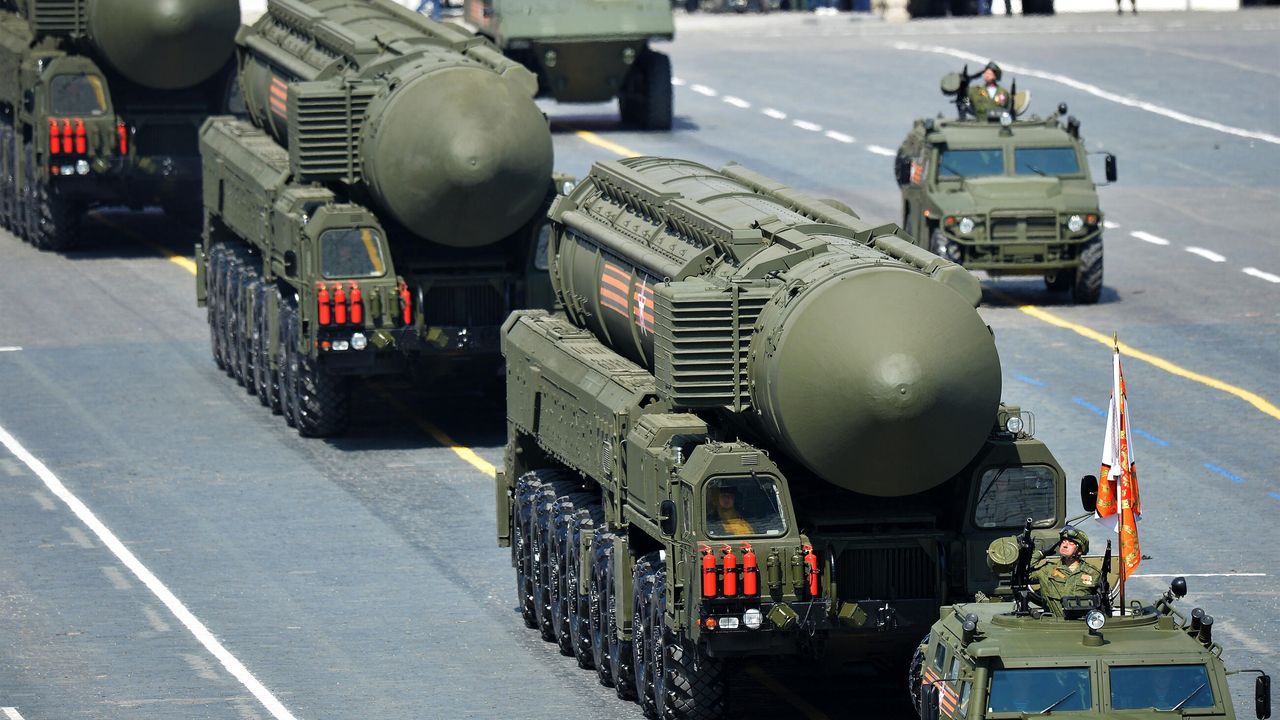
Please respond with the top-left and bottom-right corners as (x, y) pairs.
(1116, 334), (1125, 614)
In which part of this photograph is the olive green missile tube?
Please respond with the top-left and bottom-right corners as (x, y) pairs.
(10, 0), (240, 89)
(236, 0), (553, 247)
(546, 157), (1002, 497)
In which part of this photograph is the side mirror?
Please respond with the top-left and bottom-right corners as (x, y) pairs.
(920, 684), (941, 720)
(283, 250), (298, 277)
(659, 499), (677, 537)
(1058, 102), (1069, 115)
(1105, 153), (1118, 183)
(895, 156), (910, 186)
(1080, 475), (1099, 513)
(1257, 674), (1271, 720)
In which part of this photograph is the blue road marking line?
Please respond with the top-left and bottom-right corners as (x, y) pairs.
(1013, 373), (1046, 387)
(1072, 397), (1106, 417)
(1204, 463), (1244, 484)
(1131, 428), (1170, 447)
(1269, 492), (1280, 502)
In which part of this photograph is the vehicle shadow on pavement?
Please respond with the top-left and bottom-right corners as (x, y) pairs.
(58, 209), (200, 264)
(982, 279), (1121, 307)
(548, 113), (701, 134)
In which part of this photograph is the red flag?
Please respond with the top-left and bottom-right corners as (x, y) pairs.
(1096, 347), (1141, 576)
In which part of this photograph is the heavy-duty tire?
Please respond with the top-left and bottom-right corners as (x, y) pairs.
(607, 534), (637, 701)
(0, 125), (17, 231)
(551, 491), (598, 656)
(908, 632), (930, 716)
(24, 145), (79, 251)
(653, 558), (726, 720)
(620, 50), (673, 131)
(206, 245), (229, 371)
(293, 349), (350, 437)
(632, 554), (660, 718)
(1072, 237), (1103, 304)
(251, 282), (277, 409)
(279, 305), (300, 429)
(220, 253), (242, 380)
(929, 227), (948, 259)
(569, 500), (606, 668)
(532, 477), (578, 643)
(235, 264), (260, 394)
(589, 530), (618, 687)
(514, 473), (542, 629)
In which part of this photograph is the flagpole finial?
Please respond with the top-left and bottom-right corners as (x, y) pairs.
(1113, 332), (1119, 352)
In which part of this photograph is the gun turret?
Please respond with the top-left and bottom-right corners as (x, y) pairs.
(1011, 518), (1043, 615)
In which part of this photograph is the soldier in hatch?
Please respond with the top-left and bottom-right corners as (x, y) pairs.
(1028, 526), (1102, 618)
(966, 62), (1011, 118)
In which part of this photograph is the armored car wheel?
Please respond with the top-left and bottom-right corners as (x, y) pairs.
(293, 351), (350, 437)
(654, 558), (726, 720)
(25, 158), (80, 251)
(908, 631), (930, 716)
(620, 50), (673, 131)
(1072, 237), (1103, 305)
(569, 501), (606, 668)
(235, 264), (260, 393)
(514, 473), (542, 628)
(220, 254), (243, 380)
(278, 305), (300, 429)
(551, 491), (598, 656)
(206, 246), (228, 371)
(633, 553), (660, 718)
(533, 476), (578, 642)
(590, 530), (618, 686)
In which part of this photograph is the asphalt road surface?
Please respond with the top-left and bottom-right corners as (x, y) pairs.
(2, 9), (1277, 720)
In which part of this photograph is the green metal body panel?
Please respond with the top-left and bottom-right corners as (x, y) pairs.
(0, 0), (240, 244)
(463, 0), (673, 104)
(896, 114), (1106, 276)
(500, 157), (1072, 673)
(915, 595), (1245, 719)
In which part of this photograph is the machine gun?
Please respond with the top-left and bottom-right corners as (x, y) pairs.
(1097, 540), (1113, 615)
(1011, 518), (1045, 615)
(942, 65), (1024, 122)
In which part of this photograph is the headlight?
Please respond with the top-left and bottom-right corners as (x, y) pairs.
(76, 159), (90, 175)
(1086, 610), (1106, 631)
(561, 180), (574, 195)
(543, 50), (558, 68)
(350, 332), (367, 351)
(718, 616), (740, 630)
(958, 217), (976, 235)
(742, 608), (763, 630)
(533, 224), (552, 271)
(1005, 415), (1024, 435)
(1067, 214), (1085, 233)
(1000, 112), (1013, 127)
(61, 165), (75, 176)
(332, 340), (350, 351)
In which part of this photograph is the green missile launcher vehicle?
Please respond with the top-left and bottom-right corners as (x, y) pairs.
(498, 155), (1079, 718)
(195, 0), (557, 436)
(910, 525), (1272, 719)
(462, 0), (674, 129)
(896, 68), (1117, 304)
(0, 0), (241, 249)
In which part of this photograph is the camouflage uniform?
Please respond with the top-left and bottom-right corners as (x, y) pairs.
(967, 83), (1011, 118)
(1030, 549), (1101, 618)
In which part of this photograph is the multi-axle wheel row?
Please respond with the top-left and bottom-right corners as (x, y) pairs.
(204, 243), (350, 437)
(513, 470), (726, 720)
(0, 127), (80, 251)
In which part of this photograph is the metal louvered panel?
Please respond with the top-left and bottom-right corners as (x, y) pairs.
(653, 283), (768, 411)
(29, 0), (87, 34)
(837, 546), (937, 602)
(288, 82), (376, 184)
(423, 284), (506, 327)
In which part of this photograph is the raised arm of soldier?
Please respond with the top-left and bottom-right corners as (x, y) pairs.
(966, 62), (1011, 118)
(1029, 526), (1102, 618)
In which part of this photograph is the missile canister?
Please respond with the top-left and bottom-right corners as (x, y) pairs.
(196, 0), (558, 437)
(546, 157), (1000, 497)
(0, 0), (241, 249)
(236, 0), (553, 247)
(498, 157), (1070, 719)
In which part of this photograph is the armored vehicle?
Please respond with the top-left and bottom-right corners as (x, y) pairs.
(462, 0), (674, 130)
(911, 541), (1273, 719)
(195, 0), (556, 437)
(895, 69), (1117, 304)
(498, 155), (1078, 718)
(0, 0), (241, 250)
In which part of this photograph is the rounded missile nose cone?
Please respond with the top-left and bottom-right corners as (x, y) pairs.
(362, 67), (553, 247)
(753, 267), (1001, 496)
(89, 0), (240, 90)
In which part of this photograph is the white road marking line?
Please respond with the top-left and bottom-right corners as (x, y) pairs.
(102, 565), (133, 591)
(865, 145), (898, 157)
(1185, 246), (1226, 263)
(892, 42), (1280, 146)
(64, 526), (95, 549)
(1130, 230), (1171, 246)
(762, 107), (787, 120)
(1103, 220), (1120, 229)
(0, 423), (298, 720)
(143, 604), (173, 633)
(722, 95), (751, 109)
(30, 491), (55, 511)
(792, 119), (822, 132)
(0, 346), (21, 352)
(824, 130), (855, 143)
(1132, 573), (1268, 577)
(670, 77), (686, 86)
(690, 84), (716, 97)
(1243, 267), (1280, 284)
(3, 708), (26, 720)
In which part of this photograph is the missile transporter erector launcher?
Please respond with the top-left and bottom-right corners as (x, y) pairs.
(196, 0), (555, 436)
(0, 0), (241, 249)
(499, 156), (1074, 718)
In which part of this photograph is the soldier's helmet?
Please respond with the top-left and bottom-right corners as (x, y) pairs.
(1059, 525), (1089, 555)
(984, 61), (1003, 82)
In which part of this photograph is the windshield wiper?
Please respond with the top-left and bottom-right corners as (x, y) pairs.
(1022, 163), (1048, 177)
(1169, 682), (1207, 712)
(1039, 689), (1077, 715)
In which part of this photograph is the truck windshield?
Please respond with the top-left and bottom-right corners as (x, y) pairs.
(974, 466), (1056, 529)
(937, 148), (1004, 178)
(988, 668), (1091, 713)
(321, 228), (386, 279)
(1014, 147), (1080, 176)
(1110, 665), (1214, 711)
(705, 476), (787, 539)
(50, 74), (108, 116)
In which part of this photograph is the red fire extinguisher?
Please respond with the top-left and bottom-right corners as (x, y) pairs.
(316, 282), (331, 326)
(721, 544), (738, 597)
(701, 544), (717, 599)
(741, 543), (759, 597)
(803, 544), (819, 598)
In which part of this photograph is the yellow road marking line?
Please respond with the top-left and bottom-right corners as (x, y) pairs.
(1018, 304), (1280, 422)
(745, 664), (832, 720)
(369, 386), (498, 478)
(574, 130), (643, 159)
(89, 211), (198, 274)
